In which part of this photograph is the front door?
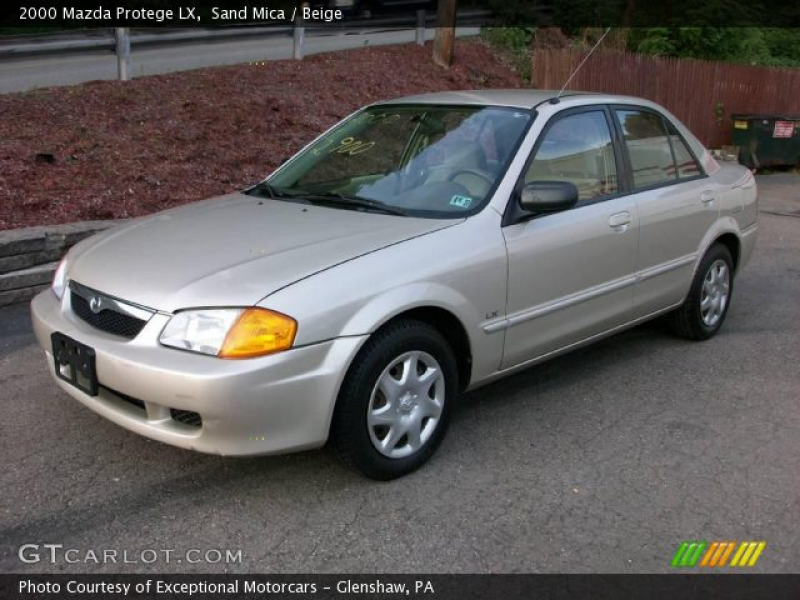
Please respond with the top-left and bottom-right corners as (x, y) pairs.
(501, 107), (639, 369)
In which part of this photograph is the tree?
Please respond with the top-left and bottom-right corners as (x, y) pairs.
(433, 0), (457, 67)
(628, 28), (775, 65)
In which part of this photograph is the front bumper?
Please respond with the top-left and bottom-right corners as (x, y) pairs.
(31, 290), (367, 456)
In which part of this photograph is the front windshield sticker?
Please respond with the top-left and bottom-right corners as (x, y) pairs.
(332, 136), (375, 156)
(449, 195), (473, 209)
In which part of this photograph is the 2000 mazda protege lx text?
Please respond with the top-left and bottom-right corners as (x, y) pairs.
(31, 91), (758, 479)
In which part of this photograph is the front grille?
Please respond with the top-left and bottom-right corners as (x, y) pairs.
(71, 290), (147, 339)
(170, 409), (202, 428)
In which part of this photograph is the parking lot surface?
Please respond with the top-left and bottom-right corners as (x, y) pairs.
(1, 174), (798, 573)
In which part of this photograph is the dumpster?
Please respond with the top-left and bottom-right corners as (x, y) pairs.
(731, 114), (800, 169)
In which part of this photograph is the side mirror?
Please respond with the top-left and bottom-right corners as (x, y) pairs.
(519, 181), (579, 213)
(280, 157), (290, 165)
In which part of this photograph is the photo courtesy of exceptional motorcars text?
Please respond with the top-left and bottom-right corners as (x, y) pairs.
(0, 0), (798, 598)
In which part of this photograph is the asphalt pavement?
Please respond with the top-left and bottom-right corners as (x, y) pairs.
(0, 174), (798, 573)
(0, 27), (480, 94)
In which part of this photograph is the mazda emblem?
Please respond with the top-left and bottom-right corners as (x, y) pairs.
(89, 295), (103, 314)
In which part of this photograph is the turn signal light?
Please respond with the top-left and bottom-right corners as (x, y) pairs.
(219, 308), (297, 359)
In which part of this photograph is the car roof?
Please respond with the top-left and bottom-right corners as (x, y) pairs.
(376, 89), (655, 110)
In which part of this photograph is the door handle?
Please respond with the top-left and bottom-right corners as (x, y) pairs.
(608, 212), (631, 230)
(700, 190), (716, 205)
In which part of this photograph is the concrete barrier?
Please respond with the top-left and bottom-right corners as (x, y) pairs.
(0, 220), (121, 306)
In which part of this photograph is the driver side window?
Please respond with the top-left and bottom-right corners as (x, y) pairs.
(524, 110), (619, 203)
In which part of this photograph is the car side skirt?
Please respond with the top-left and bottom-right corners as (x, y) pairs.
(466, 301), (683, 392)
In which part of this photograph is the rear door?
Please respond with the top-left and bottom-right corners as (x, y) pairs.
(500, 106), (639, 369)
(611, 107), (720, 317)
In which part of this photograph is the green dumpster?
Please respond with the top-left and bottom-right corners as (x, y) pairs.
(731, 114), (800, 169)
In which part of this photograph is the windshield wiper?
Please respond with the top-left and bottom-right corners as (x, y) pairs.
(246, 181), (290, 199)
(246, 184), (406, 216)
(302, 193), (407, 216)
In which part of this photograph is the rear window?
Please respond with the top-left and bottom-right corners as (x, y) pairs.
(615, 109), (677, 189)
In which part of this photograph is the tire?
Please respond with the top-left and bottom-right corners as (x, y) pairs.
(666, 243), (734, 340)
(331, 319), (458, 480)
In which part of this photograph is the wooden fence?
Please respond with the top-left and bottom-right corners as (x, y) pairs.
(532, 48), (800, 148)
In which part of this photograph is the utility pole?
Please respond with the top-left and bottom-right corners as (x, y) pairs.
(432, 0), (457, 67)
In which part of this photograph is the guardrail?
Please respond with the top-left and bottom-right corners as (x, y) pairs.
(0, 9), (491, 59)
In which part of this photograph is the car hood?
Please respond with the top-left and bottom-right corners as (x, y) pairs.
(68, 193), (457, 312)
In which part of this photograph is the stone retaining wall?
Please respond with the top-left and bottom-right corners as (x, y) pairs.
(0, 221), (120, 306)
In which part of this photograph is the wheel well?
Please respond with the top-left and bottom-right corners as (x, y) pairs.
(714, 233), (740, 272)
(381, 307), (472, 392)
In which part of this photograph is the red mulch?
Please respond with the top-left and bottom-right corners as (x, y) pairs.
(0, 40), (523, 230)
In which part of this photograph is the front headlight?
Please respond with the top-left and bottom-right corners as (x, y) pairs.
(159, 308), (297, 359)
(52, 257), (68, 300)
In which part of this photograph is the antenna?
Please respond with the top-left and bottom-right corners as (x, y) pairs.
(557, 27), (612, 98)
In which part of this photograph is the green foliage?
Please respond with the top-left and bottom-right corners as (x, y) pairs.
(482, 27), (534, 54)
(628, 27), (800, 67)
(481, 27), (536, 82)
(760, 29), (800, 66)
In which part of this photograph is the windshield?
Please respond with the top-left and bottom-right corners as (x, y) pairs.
(261, 105), (532, 218)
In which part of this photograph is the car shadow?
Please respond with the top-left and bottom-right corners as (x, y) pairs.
(455, 319), (674, 419)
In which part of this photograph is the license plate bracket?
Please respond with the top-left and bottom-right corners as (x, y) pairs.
(51, 332), (98, 396)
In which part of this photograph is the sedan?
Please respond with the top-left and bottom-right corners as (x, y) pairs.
(32, 90), (758, 479)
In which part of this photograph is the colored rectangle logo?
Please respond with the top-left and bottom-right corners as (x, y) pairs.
(672, 541), (766, 568)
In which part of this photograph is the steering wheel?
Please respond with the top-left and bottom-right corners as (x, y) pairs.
(446, 168), (494, 187)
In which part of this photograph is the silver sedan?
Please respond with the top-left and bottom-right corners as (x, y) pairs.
(31, 90), (758, 479)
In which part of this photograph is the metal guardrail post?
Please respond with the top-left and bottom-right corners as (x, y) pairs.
(293, 4), (306, 60)
(415, 10), (426, 45)
(115, 27), (131, 81)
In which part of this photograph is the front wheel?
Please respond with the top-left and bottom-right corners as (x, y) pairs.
(666, 243), (734, 340)
(331, 320), (458, 480)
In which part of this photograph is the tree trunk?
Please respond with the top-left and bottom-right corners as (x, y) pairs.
(432, 0), (457, 68)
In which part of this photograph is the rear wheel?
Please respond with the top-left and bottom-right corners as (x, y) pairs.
(666, 243), (734, 340)
(331, 319), (458, 480)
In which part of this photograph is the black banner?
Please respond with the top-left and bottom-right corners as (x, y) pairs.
(2, 575), (800, 600)
(1, 0), (800, 28)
